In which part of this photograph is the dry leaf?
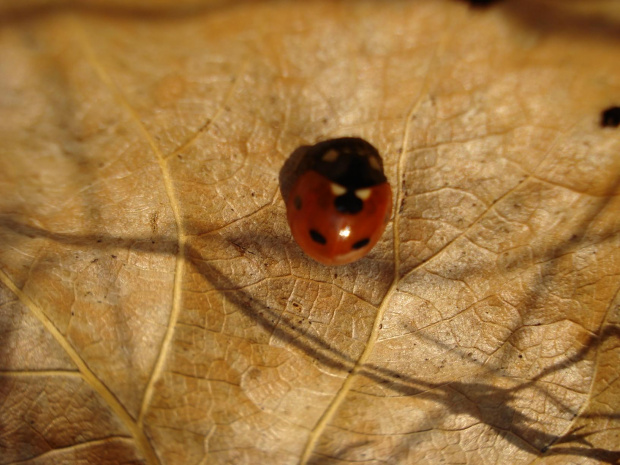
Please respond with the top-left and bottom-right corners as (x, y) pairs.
(1, 1), (619, 464)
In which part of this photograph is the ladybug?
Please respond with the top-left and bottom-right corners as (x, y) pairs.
(285, 137), (392, 265)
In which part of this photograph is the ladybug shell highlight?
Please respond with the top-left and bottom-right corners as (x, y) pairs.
(286, 138), (392, 266)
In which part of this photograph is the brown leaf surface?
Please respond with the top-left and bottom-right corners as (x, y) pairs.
(1, 1), (619, 464)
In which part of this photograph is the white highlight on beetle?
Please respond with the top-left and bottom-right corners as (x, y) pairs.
(322, 149), (339, 162)
(355, 188), (371, 200)
(339, 226), (351, 238)
(368, 156), (381, 171)
(331, 183), (347, 196)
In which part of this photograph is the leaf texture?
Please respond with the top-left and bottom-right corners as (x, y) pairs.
(0, 1), (619, 464)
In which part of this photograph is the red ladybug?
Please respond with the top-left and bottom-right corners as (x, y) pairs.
(286, 138), (392, 265)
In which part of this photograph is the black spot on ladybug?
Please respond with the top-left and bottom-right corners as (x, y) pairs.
(334, 191), (363, 214)
(601, 106), (620, 128)
(294, 195), (302, 210)
(309, 229), (327, 245)
(352, 238), (370, 250)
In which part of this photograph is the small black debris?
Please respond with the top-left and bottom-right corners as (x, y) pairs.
(460, 0), (502, 7)
(601, 106), (620, 128)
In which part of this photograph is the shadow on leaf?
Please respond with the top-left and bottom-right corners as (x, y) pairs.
(1, 207), (619, 462)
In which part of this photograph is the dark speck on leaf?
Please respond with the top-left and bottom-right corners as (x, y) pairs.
(460, 0), (502, 7)
(601, 106), (620, 127)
